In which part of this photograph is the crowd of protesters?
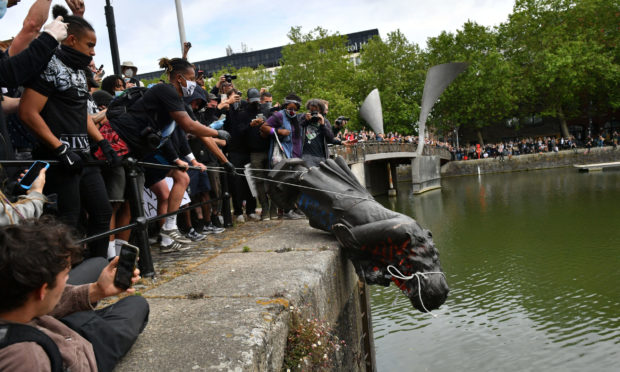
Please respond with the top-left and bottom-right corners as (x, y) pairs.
(450, 133), (619, 161)
(1, 9), (346, 366)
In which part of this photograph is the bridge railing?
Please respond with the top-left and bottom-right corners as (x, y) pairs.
(329, 142), (451, 163)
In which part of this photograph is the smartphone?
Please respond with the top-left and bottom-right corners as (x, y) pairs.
(19, 161), (49, 190)
(221, 94), (227, 101)
(114, 243), (139, 290)
(256, 113), (265, 120)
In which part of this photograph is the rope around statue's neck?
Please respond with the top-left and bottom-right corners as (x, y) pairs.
(387, 265), (446, 318)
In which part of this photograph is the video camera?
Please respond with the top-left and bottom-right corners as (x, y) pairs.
(224, 74), (237, 83)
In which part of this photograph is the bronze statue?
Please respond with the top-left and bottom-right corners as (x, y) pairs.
(267, 157), (449, 312)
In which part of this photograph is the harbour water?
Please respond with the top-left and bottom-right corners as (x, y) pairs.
(371, 168), (620, 371)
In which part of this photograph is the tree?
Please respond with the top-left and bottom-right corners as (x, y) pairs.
(355, 30), (426, 134)
(425, 21), (518, 145)
(271, 27), (358, 124)
(499, 0), (620, 137)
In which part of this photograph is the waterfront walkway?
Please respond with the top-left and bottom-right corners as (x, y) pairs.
(114, 219), (358, 371)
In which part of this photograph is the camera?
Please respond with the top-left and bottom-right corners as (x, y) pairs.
(335, 116), (349, 124)
(224, 73), (237, 83)
(140, 126), (162, 150)
(309, 111), (321, 124)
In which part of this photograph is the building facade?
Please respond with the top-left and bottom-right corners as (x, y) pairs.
(136, 29), (379, 81)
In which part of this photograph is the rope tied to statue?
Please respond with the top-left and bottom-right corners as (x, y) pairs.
(387, 265), (446, 318)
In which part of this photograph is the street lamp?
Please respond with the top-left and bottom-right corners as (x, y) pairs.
(174, 0), (187, 56)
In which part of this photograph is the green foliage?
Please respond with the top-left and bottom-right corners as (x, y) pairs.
(498, 0), (620, 136)
(141, 73), (168, 87)
(355, 31), (426, 134)
(186, 1), (618, 143)
(425, 22), (518, 141)
(272, 27), (359, 126)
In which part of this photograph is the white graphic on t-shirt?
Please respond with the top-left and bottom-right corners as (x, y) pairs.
(42, 55), (88, 96)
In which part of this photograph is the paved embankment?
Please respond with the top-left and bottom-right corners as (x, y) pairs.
(115, 219), (367, 372)
(440, 146), (620, 177)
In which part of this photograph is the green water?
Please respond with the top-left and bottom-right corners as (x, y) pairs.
(371, 168), (620, 371)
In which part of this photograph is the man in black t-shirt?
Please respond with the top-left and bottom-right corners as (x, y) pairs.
(19, 10), (118, 258)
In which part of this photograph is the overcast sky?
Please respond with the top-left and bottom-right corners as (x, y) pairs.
(1, 0), (515, 75)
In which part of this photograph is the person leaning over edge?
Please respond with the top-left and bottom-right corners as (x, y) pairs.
(0, 217), (149, 372)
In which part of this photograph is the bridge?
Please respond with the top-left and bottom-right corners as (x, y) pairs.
(329, 142), (452, 195)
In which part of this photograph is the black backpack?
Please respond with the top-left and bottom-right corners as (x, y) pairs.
(105, 86), (149, 121)
(0, 323), (63, 372)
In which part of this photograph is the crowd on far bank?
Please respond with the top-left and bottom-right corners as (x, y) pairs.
(450, 133), (619, 161)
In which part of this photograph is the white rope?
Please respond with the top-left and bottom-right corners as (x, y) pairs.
(387, 265), (446, 318)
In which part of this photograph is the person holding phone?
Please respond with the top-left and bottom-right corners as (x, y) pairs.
(0, 217), (149, 372)
(0, 166), (47, 226)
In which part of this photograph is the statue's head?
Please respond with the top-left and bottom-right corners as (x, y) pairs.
(395, 223), (449, 312)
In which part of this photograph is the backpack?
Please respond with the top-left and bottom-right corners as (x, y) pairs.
(0, 323), (63, 372)
(105, 86), (149, 121)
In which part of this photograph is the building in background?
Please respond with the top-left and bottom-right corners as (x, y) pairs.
(136, 29), (379, 81)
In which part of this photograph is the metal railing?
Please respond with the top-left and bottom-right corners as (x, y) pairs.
(1, 158), (233, 278)
(329, 142), (452, 164)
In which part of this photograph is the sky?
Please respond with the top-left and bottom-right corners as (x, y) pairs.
(0, 0), (516, 76)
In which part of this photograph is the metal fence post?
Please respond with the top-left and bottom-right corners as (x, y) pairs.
(221, 172), (233, 227)
(124, 157), (155, 278)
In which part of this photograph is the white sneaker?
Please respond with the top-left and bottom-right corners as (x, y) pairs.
(160, 228), (193, 244)
(248, 213), (260, 221)
(236, 214), (245, 223)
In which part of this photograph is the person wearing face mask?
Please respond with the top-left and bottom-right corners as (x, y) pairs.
(19, 5), (117, 258)
(222, 88), (262, 222)
(261, 93), (304, 164)
(259, 90), (274, 118)
(260, 93), (307, 220)
(120, 60), (137, 80)
(101, 74), (125, 97)
(109, 57), (235, 251)
(245, 88), (274, 220)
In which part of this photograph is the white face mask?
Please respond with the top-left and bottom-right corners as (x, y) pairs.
(180, 76), (197, 98)
(124, 68), (134, 78)
(115, 91), (123, 97)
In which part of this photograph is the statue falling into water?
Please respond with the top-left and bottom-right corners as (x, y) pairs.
(265, 63), (467, 312)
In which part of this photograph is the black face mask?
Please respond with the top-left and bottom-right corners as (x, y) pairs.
(56, 44), (93, 70)
(260, 102), (272, 115)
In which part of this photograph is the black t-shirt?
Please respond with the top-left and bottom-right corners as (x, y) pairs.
(302, 122), (326, 158)
(111, 83), (185, 157)
(27, 54), (90, 156)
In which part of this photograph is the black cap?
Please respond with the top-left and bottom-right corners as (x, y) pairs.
(247, 88), (260, 103)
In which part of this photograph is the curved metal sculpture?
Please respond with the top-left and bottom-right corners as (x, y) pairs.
(267, 157), (449, 312)
(360, 88), (384, 135)
(415, 62), (468, 155)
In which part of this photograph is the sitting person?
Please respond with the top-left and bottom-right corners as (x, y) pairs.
(0, 217), (149, 372)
